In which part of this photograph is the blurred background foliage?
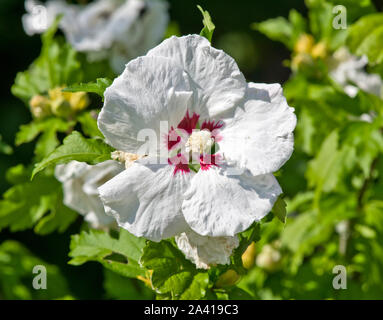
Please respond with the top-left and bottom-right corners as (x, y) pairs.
(1, 0), (383, 299)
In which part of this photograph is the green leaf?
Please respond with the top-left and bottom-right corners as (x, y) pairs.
(339, 119), (383, 177)
(272, 196), (287, 223)
(32, 131), (113, 179)
(307, 0), (334, 38)
(15, 118), (74, 159)
(289, 9), (308, 41)
(306, 130), (353, 204)
(0, 165), (76, 234)
(253, 17), (293, 49)
(68, 229), (146, 278)
(180, 273), (209, 299)
(347, 13), (383, 64)
(63, 78), (112, 101)
(140, 240), (209, 299)
(34, 197), (78, 235)
(348, 14), (383, 51)
(354, 25), (383, 65)
(197, 5), (215, 42)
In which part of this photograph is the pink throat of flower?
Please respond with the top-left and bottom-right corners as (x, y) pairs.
(166, 111), (223, 175)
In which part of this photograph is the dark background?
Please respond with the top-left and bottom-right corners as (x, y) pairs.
(0, 0), (305, 299)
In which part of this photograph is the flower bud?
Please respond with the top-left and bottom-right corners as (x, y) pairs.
(241, 241), (256, 269)
(29, 95), (51, 119)
(256, 242), (282, 272)
(294, 34), (314, 54)
(49, 87), (72, 117)
(50, 98), (72, 117)
(69, 91), (89, 111)
(311, 41), (327, 59)
(215, 269), (241, 288)
(48, 87), (89, 117)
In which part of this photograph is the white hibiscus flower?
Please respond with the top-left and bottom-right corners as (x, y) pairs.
(329, 47), (383, 98)
(55, 160), (124, 229)
(97, 35), (296, 266)
(22, 0), (169, 73)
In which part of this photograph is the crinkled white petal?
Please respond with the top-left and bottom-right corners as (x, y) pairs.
(98, 55), (194, 155)
(98, 159), (193, 241)
(330, 49), (382, 98)
(63, 0), (150, 53)
(181, 165), (282, 237)
(147, 35), (247, 118)
(219, 82), (296, 176)
(109, 0), (169, 72)
(22, 0), (169, 74)
(175, 229), (239, 269)
(55, 160), (124, 229)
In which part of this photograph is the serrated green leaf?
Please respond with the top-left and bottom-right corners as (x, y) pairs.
(0, 166), (76, 234)
(140, 241), (209, 299)
(63, 78), (112, 101)
(32, 131), (113, 179)
(119, 229), (146, 262)
(16, 118), (75, 160)
(15, 118), (72, 146)
(197, 5), (215, 42)
(68, 229), (146, 278)
(34, 197), (77, 235)
(180, 273), (209, 299)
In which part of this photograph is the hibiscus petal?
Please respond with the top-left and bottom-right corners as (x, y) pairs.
(55, 160), (123, 229)
(109, 0), (169, 72)
(98, 160), (193, 241)
(98, 55), (194, 154)
(147, 34), (247, 118)
(55, 161), (91, 217)
(182, 165), (282, 237)
(219, 82), (297, 176)
(175, 229), (239, 269)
